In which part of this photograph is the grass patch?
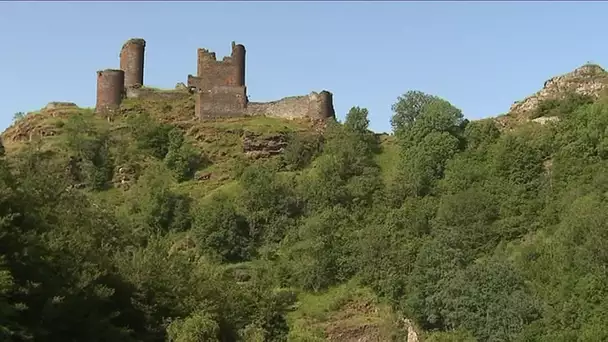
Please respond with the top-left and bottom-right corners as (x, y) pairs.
(287, 279), (403, 341)
(376, 135), (400, 181)
(1, 95), (319, 215)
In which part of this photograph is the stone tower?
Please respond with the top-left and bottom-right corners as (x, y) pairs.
(232, 41), (246, 87)
(187, 41), (248, 118)
(308, 91), (336, 120)
(95, 69), (124, 113)
(120, 38), (146, 89)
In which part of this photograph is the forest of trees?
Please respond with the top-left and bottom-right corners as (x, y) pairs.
(2, 89), (608, 341)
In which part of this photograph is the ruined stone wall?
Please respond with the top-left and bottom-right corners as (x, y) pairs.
(308, 91), (336, 120)
(126, 87), (191, 101)
(120, 38), (146, 89)
(186, 41), (334, 121)
(247, 91), (335, 120)
(96, 69), (124, 113)
(191, 47), (241, 89)
(92, 38), (335, 122)
(189, 42), (248, 119)
(189, 42), (245, 89)
(195, 86), (247, 118)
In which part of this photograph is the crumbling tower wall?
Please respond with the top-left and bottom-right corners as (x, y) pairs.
(120, 38), (146, 89)
(188, 41), (248, 118)
(190, 45), (243, 89)
(91, 38), (335, 121)
(308, 91), (336, 120)
(232, 42), (246, 87)
(246, 90), (336, 120)
(96, 69), (124, 113)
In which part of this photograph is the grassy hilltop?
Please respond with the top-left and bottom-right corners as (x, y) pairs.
(3, 64), (608, 341)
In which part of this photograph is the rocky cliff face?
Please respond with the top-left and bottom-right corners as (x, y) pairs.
(242, 131), (288, 159)
(509, 63), (608, 117)
(4, 102), (81, 143)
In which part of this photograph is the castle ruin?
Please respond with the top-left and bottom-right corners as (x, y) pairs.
(95, 38), (336, 121)
(120, 38), (146, 89)
(95, 69), (124, 112)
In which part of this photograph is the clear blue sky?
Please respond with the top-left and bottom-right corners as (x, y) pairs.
(1, 1), (606, 133)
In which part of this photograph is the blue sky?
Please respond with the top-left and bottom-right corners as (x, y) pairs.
(0, 1), (606, 133)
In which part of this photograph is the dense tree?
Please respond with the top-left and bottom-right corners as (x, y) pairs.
(280, 132), (324, 170)
(122, 164), (193, 236)
(390, 91), (465, 199)
(127, 112), (175, 159)
(344, 106), (370, 134)
(3, 87), (608, 341)
(390, 90), (440, 134)
(164, 128), (205, 182)
(63, 113), (115, 190)
(193, 194), (252, 263)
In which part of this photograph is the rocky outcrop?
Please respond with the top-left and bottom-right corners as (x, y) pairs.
(6, 119), (59, 142)
(3, 102), (83, 143)
(402, 319), (419, 342)
(510, 64), (608, 117)
(43, 102), (78, 111)
(113, 165), (137, 190)
(194, 171), (212, 181)
(532, 116), (560, 125)
(242, 131), (288, 159)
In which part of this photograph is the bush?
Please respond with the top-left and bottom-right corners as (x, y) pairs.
(281, 132), (324, 171)
(530, 92), (595, 119)
(164, 128), (207, 182)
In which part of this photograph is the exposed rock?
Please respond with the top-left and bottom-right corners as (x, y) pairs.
(65, 156), (83, 183)
(67, 182), (86, 190)
(168, 235), (198, 260)
(510, 64), (608, 117)
(195, 171), (212, 181)
(9, 123), (60, 142)
(543, 159), (554, 174)
(43, 102), (78, 111)
(242, 131), (288, 159)
(113, 165), (136, 190)
(325, 301), (379, 342)
(532, 116), (560, 125)
(225, 265), (252, 283)
(35, 129), (57, 138)
(402, 319), (419, 342)
(326, 324), (381, 342)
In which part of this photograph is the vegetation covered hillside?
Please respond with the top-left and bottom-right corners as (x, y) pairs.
(3, 69), (608, 342)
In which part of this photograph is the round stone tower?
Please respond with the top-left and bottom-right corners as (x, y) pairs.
(119, 38), (146, 88)
(96, 69), (125, 113)
(231, 41), (246, 87)
(308, 90), (336, 120)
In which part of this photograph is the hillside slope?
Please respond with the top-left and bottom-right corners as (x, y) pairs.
(3, 64), (608, 342)
(1, 93), (413, 341)
(497, 63), (608, 128)
(3, 94), (321, 194)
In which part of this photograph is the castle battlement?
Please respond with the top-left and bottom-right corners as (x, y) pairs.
(95, 38), (335, 121)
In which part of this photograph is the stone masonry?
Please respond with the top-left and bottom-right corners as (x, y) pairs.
(187, 41), (247, 118)
(120, 38), (146, 89)
(95, 38), (336, 121)
(95, 69), (124, 113)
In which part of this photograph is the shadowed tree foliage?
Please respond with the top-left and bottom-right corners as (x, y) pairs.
(2, 86), (608, 342)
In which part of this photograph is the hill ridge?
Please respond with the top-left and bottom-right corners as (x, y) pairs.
(508, 63), (608, 117)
